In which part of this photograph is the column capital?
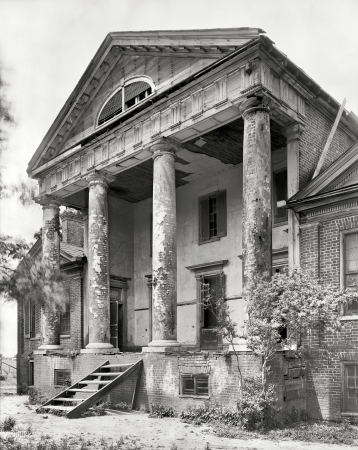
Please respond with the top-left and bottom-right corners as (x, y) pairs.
(86, 170), (113, 189)
(239, 96), (271, 119)
(35, 194), (61, 210)
(150, 139), (179, 161)
(283, 123), (305, 143)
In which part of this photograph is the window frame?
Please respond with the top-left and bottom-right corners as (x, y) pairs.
(180, 374), (209, 398)
(60, 290), (71, 336)
(96, 76), (155, 128)
(340, 228), (358, 314)
(54, 369), (71, 387)
(341, 362), (358, 415)
(198, 190), (227, 244)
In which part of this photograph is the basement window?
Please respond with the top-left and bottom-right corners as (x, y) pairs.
(199, 191), (227, 243)
(181, 374), (209, 397)
(54, 369), (71, 386)
(97, 78), (154, 126)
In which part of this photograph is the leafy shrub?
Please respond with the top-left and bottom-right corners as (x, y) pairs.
(28, 387), (49, 405)
(0, 374), (6, 381)
(81, 401), (109, 417)
(236, 376), (281, 430)
(149, 403), (175, 418)
(111, 402), (131, 411)
(0, 416), (17, 431)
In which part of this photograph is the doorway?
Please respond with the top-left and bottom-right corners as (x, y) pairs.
(200, 274), (222, 349)
(110, 288), (123, 350)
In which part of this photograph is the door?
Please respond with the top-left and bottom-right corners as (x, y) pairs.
(110, 288), (123, 350)
(343, 364), (358, 413)
(201, 275), (222, 349)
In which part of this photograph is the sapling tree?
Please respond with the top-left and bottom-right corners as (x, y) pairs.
(244, 269), (358, 390)
(201, 274), (243, 388)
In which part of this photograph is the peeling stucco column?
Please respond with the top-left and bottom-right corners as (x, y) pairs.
(38, 196), (62, 350)
(242, 103), (272, 290)
(147, 141), (181, 349)
(85, 171), (114, 351)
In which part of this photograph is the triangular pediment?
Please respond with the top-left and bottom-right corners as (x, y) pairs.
(289, 141), (358, 204)
(28, 28), (264, 174)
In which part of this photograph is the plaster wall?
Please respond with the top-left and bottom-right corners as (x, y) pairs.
(133, 163), (288, 348)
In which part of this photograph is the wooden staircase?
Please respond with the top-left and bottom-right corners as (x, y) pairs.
(36, 359), (142, 419)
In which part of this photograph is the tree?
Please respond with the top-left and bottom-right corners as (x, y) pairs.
(0, 234), (29, 290)
(244, 269), (358, 390)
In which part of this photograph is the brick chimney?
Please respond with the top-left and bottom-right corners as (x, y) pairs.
(61, 208), (84, 247)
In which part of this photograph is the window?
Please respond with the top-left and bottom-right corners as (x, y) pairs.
(24, 300), (40, 339)
(28, 360), (34, 386)
(342, 364), (358, 413)
(199, 191), (226, 243)
(54, 369), (71, 386)
(98, 79), (153, 126)
(273, 169), (288, 224)
(60, 301), (71, 335)
(181, 374), (209, 396)
(343, 231), (358, 312)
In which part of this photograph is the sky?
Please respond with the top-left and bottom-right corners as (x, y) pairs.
(0, 0), (358, 356)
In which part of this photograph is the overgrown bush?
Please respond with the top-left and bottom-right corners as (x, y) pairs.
(180, 377), (280, 430)
(236, 376), (281, 430)
(0, 416), (16, 431)
(149, 403), (175, 418)
(28, 387), (49, 405)
(111, 402), (131, 411)
(81, 401), (109, 417)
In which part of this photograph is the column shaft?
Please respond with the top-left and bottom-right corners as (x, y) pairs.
(242, 106), (272, 287)
(86, 173), (113, 350)
(149, 142), (180, 347)
(39, 197), (62, 350)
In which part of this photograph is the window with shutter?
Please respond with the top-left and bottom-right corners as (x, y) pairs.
(273, 169), (288, 224)
(199, 191), (227, 243)
(30, 301), (36, 338)
(60, 288), (71, 335)
(24, 302), (30, 338)
(35, 303), (41, 337)
(342, 364), (358, 413)
(54, 369), (71, 386)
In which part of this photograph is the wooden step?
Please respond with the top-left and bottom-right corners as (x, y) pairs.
(67, 389), (97, 393)
(103, 363), (133, 369)
(91, 372), (122, 376)
(52, 397), (84, 403)
(78, 380), (111, 385)
(41, 405), (75, 411)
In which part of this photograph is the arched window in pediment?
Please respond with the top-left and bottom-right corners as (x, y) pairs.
(97, 77), (154, 126)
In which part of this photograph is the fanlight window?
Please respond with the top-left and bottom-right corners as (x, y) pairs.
(98, 80), (153, 126)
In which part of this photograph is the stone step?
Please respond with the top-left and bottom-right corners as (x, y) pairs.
(41, 405), (75, 411)
(53, 397), (84, 403)
(78, 380), (110, 385)
(103, 363), (133, 369)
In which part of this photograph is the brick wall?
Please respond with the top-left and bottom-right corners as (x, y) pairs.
(61, 209), (84, 247)
(301, 211), (358, 420)
(299, 102), (354, 190)
(31, 351), (305, 414)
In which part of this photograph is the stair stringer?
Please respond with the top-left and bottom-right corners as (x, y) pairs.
(35, 360), (110, 413)
(67, 359), (143, 418)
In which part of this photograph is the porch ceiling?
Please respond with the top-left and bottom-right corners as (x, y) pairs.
(62, 117), (287, 208)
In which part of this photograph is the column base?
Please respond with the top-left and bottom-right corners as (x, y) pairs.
(38, 344), (63, 351)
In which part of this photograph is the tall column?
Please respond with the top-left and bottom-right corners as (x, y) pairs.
(242, 103), (272, 289)
(147, 141), (180, 348)
(38, 196), (62, 350)
(85, 171), (114, 351)
(284, 123), (304, 269)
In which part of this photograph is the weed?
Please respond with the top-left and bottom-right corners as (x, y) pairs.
(0, 374), (6, 381)
(0, 415), (17, 431)
(81, 401), (109, 417)
(149, 403), (175, 418)
(111, 402), (131, 411)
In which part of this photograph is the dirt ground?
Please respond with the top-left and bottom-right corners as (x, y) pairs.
(0, 394), (356, 450)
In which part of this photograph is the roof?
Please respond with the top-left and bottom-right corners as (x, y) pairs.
(287, 141), (358, 210)
(27, 27), (264, 173)
(60, 242), (85, 260)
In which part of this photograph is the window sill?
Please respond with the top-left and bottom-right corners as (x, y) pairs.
(340, 315), (358, 321)
(179, 395), (210, 400)
(199, 237), (223, 245)
(273, 222), (288, 228)
(30, 337), (40, 341)
(60, 335), (71, 339)
(341, 412), (358, 417)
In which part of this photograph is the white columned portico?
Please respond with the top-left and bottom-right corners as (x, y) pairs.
(144, 140), (181, 351)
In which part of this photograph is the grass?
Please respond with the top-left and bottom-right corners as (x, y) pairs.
(213, 420), (358, 446)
